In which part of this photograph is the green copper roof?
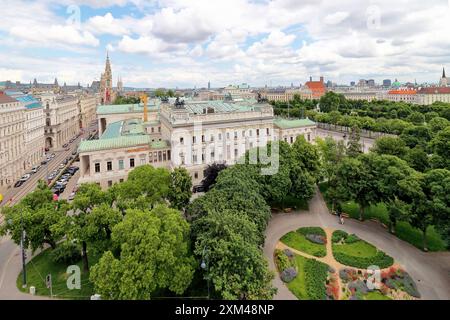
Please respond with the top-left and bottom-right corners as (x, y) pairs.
(274, 118), (316, 129)
(97, 102), (159, 115)
(78, 136), (152, 153)
(100, 121), (122, 139)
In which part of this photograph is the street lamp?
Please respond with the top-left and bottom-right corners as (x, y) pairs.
(201, 246), (210, 300)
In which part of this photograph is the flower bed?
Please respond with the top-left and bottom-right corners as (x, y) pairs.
(339, 266), (419, 300)
(275, 250), (330, 300)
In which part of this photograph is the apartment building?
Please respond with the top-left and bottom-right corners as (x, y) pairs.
(0, 92), (26, 192)
(38, 93), (80, 149)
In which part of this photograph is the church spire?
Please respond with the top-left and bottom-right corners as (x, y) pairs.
(443, 67), (446, 79)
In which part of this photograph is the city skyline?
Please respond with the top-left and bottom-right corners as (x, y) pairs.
(1, 0), (450, 88)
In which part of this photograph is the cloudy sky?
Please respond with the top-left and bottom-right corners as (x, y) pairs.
(1, 0), (450, 88)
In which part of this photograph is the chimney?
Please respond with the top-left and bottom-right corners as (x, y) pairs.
(320, 76), (324, 83)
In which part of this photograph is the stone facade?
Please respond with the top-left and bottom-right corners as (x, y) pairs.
(0, 93), (26, 191)
(39, 93), (80, 149)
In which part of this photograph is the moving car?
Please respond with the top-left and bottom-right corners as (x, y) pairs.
(19, 174), (31, 182)
(14, 180), (24, 188)
(63, 143), (68, 148)
(59, 163), (65, 169)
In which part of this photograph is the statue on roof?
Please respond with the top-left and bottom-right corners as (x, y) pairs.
(257, 92), (268, 103)
(174, 97), (185, 108)
(224, 92), (233, 101)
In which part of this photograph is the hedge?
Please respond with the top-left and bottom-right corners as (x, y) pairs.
(333, 250), (394, 269)
(304, 259), (329, 300)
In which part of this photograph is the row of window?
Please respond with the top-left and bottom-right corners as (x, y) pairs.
(93, 151), (172, 173)
(180, 128), (271, 145)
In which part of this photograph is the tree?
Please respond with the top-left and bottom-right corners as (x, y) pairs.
(400, 125), (431, 149)
(110, 165), (171, 212)
(334, 156), (379, 220)
(90, 205), (195, 299)
(429, 126), (450, 169)
(193, 210), (276, 299)
(319, 92), (345, 113)
(82, 204), (122, 253)
(168, 167), (192, 211)
(154, 89), (166, 98)
(346, 125), (363, 157)
(428, 117), (449, 134)
(70, 183), (108, 272)
(201, 162), (227, 191)
(0, 202), (67, 252)
(291, 135), (320, 179)
(406, 112), (425, 125)
(0, 182), (67, 252)
(372, 136), (408, 158)
(405, 146), (429, 172)
(421, 169), (450, 249)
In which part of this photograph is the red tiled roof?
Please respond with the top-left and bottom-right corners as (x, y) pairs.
(418, 87), (450, 94)
(0, 92), (18, 104)
(388, 89), (417, 95)
(305, 81), (326, 98)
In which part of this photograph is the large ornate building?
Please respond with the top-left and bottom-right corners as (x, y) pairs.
(99, 53), (114, 105)
(78, 98), (317, 189)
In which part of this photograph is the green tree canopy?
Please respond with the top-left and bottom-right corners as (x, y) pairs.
(90, 205), (195, 299)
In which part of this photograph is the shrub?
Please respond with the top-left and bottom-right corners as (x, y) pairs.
(274, 249), (294, 272)
(281, 267), (298, 283)
(339, 268), (357, 282)
(348, 280), (369, 294)
(304, 259), (329, 300)
(345, 234), (360, 244)
(305, 234), (326, 244)
(298, 227), (326, 237)
(50, 241), (81, 265)
(283, 249), (294, 258)
(332, 230), (348, 243)
(402, 273), (421, 298)
(333, 250), (394, 269)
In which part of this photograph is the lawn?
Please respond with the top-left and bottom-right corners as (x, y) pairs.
(333, 240), (377, 258)
(17, 248), (100, 299)
(280, 228), (327, 257)
(364, 291), (392, 300)
(319, 182), (447, 252)
(332, 230), (394, 269)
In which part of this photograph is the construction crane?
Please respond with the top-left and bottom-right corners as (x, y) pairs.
(140, 94), (148, 122)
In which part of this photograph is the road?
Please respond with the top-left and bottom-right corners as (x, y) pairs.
(316, 128), (375, 153)
(264, 187), (450, 300)
(0, 122), (97, 300)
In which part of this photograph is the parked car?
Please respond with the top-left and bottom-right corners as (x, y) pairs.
(69, 166), (79, 172)
(72, 150), (77, 156)
(50, 153), (56, 158)
(59, 163), (65, 169)
(41, 160), (47, 165)
(63, 143), (68, 148)
(68, 192), (76, 201)
(56, 180), (68, 186)
(14, 180), (24, 188)
(31, 165), (41, 173)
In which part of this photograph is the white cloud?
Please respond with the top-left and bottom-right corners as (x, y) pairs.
(86, 13), (130, 36)
(10, 25), (99, 47)
(324, 11), (349, 25)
